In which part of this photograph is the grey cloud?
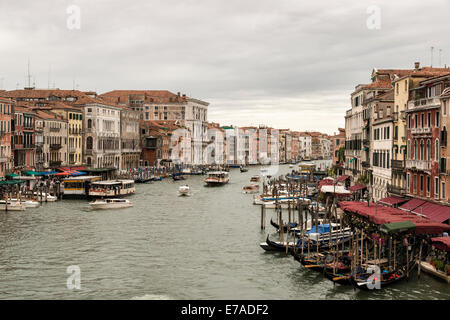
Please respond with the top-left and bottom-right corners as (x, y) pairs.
(1, 0), (449, 132)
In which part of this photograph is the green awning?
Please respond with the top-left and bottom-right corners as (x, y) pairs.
(392, 144), (398, 149)
(379, 221), (416, 234)
(0, 180), (25, 186)
(6, 173), (19, 178)
(23, 171), (43, 176)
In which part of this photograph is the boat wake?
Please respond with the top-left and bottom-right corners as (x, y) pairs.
(130, 293), (172, 300)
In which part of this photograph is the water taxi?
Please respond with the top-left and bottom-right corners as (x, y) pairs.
(33, 192), (58, 202)
(204, 171), (229, 186)
(89, 198), (133, 210)
(0, 200), (26, 211)
(88, 180), (135, 197)
(178, 185), (190, 196)
(10, 198), (40, 208)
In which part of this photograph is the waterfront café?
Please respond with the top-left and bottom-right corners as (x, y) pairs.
(398, 199), (450, 225)
(339, 201), (450, 236)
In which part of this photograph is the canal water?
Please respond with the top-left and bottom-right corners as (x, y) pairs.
(0, 163), (449, 299)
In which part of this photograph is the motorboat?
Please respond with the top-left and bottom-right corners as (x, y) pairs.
(9, 198), (40, 208)
(250, 175), (260, 182)
(204, 171), (229, 186)
(0, 200), (26, 211)
(242, 184), (259, 194)
(89, 198), (133, 210)
(178, 185), (190, 196)
(33, 192), (58, 202)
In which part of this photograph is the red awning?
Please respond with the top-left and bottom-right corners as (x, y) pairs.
(336, 175), (350, 182)
(431, 236), (450, 252)
(339, 201), (450, 235)
(349, 183), (366, 192)
(399, 198), (426, 212)
(412, 201), (450, 223)
(378, 196), (408, 207)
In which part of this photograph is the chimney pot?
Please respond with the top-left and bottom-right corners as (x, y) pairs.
(414, 62), (420, 70)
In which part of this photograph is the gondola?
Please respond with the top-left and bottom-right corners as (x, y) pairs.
(173, 175), (186, 181)
(134, 178), (152, 183)
(323, 270), (352, 285)
(240, 166), (248, 173)
(260, 235), (296, 252)
(270, 218), (298, 232)
(350, 260), (416, 290)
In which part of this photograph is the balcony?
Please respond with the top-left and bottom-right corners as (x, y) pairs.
(361, 161), (370, 168)
(391, 159), (405, 170)
(85, 149), (93, 156)
(387, 183), (406, 196)
(50, 127), (61, 133)
(69, 147), (77, 153)
(0, 156), (7, 163)
(410, 127), (431, 135)
(50, 144), (62, 150)
(49, 160), (62, 167)
(406, 159), (431, 171)
(408, 98), (441, 111)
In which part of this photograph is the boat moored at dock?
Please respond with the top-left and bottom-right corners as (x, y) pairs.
(88, 180), (135, 197)
(0, 200), (26, 211)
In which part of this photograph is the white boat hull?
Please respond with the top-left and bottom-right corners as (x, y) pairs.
(90, 203), (133, 210)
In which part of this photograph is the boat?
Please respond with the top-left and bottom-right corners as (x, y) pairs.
(242, 184), (259, 194)
(296, 251), (352, 274)
(289, 164), (294, 168)
(0, 200), (26, 211)
(260, 224), (352, 252)
(250, 175), (260, 182)
(63, 176), (102, 198)
(178, 185), (190, 196)
(88, 180), (135, 197)
(33, 192), (58, 202)
(270, 218), (298, 232)
(152, 176), (162, 181)
(350, 262), (414, 290)
(134, 177), (152, 183)
(204, 171), (229, 186)
(173, 174), (186, 181)
(240, 166), (248, 173)
(9, 198), (40, 208)
(89, 198), (133, 210)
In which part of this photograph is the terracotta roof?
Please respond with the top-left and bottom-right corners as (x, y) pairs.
(34, 109), (65, 121)
(100, 90), (188, 104)
(363, 78), (392, 89)
(375, 89), (394, 101)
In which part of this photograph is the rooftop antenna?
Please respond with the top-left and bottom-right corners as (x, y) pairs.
(431, 46), (434, 67)
(26, 58), (32, 88)
(439, 49), (442, 67)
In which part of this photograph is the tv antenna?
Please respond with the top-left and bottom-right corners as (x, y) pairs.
(431, 46), (434, 67)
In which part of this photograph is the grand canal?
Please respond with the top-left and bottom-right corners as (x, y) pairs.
(0, 163), (449, 300)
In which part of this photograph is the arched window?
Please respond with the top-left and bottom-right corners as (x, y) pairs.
(435, 139), (439, 161)
(86, 136), (93, 150)
(87, 157), (91, 166)
(407, 140), (411, 159)
(414, 140), (417, 160)
(420, 140), (424, 160)
(427, 140), (431, 161)
(87, 119), (92, 129)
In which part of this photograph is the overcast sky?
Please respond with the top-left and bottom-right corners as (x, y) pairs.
(1, 0), (449, 134)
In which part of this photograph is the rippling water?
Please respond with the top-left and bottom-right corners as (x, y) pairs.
(0, 164), (449, 299)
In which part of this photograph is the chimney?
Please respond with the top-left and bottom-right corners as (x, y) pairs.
(177, 92), (180, 96)
(414, 62), (420, 70)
